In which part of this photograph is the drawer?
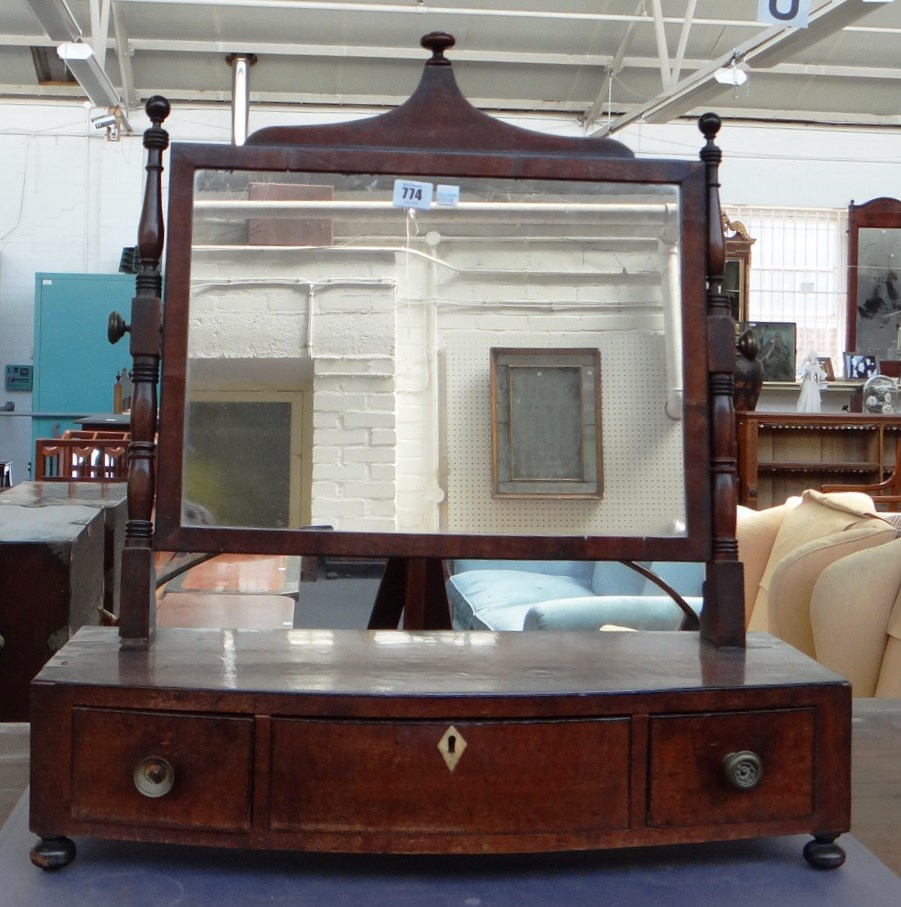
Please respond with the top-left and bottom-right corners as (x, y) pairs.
(269, 718), (630, 836)
(647, 709), (814, 827)
(71, 708), (253, 832)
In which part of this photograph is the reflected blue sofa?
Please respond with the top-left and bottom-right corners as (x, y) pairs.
(447, 559), (704, 631)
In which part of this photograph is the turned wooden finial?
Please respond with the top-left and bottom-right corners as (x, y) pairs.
(145, 95), (171, 127)
(699, 110), (725, 278)
(698, 111), (721, 143)
(421, 32), (455, 65)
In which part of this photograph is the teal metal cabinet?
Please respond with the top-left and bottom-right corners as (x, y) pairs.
(31, 274), (134, 462)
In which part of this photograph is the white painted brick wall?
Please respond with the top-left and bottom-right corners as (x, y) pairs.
(310, 359), (398, 530)
(394, 254), (441, 531)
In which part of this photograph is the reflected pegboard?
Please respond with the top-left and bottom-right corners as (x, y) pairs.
(443, 330), (687, 537)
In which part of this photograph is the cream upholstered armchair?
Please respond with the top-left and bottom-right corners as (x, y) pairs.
(737, 490), (897, 658)
(810, 537), (901, 697)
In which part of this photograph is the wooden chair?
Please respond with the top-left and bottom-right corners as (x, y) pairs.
(34, 434), (129, 481)
(823, 440), (901, 510)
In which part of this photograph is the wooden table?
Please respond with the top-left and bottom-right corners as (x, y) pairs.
(0, 505), (105, 721)
(0, 482), (127, 620)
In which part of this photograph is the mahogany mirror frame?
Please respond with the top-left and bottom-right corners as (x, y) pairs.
(153, 37), (718, 567)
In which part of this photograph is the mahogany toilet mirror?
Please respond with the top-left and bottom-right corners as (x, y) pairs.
(27, 33), (851, 874)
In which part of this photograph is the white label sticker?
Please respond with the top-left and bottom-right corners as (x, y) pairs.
(435, 184), (460, 207)
(756, 0), (810, 28)
(392, 179), (433, 210)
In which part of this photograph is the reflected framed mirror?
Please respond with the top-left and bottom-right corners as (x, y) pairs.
(490, 347), (602, 499)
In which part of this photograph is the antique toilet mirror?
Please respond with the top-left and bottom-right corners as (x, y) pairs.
(28, 33), (851, 873)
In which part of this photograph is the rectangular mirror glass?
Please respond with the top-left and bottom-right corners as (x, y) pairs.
(854, 226), (901, 360)
(182, 170), (687, 538)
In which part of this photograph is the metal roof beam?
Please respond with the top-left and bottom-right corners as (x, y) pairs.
(594, 0), (888, 135)
(649, 0), (672, 88)
(111, 1), (137, 111)
(672, 0), (699, 84)
(582, 1), (645, 131)
(111, 0), (763, 29)
(9, 32), (901, 86)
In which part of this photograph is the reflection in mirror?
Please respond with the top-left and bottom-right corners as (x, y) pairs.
(184, 172), (686, 537)
(855, 227), (901, 360)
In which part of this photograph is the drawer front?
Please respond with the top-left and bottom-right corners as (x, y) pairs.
(71, 708), (253, 831)
(647, 709), (814, 827)
(269, 718), (630, 836)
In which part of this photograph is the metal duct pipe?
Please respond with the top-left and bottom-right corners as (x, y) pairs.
(226, 53), (257, 145)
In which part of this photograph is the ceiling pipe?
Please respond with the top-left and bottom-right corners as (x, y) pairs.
(226, 52), (257, 145)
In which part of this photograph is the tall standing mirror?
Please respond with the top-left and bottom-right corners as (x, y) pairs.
(847, 196), (901, 359)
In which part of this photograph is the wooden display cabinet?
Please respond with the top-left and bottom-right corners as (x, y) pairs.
(737, 411), (901, 509)
(28, 33), (850, 873)
(723, 213), (754, 323)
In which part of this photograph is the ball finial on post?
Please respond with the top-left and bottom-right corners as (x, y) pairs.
(698, 111), (721, 142)
(145, 95), (171, 127)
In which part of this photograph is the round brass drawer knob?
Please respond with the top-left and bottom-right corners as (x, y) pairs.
(134, 756), (175, 798)
(723, 750), (763, 790)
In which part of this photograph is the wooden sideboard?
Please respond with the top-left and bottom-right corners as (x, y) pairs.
(0, 483), (127, 720)
(736, 412), (901, 509)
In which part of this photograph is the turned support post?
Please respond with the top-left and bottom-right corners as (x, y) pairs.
(116, 96), (171, 645)
(698, 112), (744, 648)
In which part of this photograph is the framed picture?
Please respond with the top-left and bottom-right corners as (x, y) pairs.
(490, 347), (602, 498)
(843, 352), (878, 380)
(737, 321), (797, 382)
(817, 357), (835, 381)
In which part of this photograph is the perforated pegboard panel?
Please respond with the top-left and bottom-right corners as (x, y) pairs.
(443, 329), (687, 537)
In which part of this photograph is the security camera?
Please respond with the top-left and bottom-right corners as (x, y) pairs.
(91, 113), (118, 129)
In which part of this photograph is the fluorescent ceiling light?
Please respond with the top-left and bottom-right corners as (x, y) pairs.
(24, 0), (82, 43)
(57, 42), (121, 109)
(713, 65), (749, 86)
(57, 41), (92, 61)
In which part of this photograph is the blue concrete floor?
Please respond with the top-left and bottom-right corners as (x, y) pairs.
(3, 792), (900, 907)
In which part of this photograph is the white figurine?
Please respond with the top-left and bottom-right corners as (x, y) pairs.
(797, 350), (826, 413)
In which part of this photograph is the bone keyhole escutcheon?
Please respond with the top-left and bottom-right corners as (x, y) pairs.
(438, 725), (467, 772)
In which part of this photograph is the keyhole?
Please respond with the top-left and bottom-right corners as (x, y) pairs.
(447, 735), (456, 754)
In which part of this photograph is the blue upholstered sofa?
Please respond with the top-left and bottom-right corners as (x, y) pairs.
(447, 559), (705, 631)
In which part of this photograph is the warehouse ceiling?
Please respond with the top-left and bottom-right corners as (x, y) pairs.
(5, 0), (901, 135)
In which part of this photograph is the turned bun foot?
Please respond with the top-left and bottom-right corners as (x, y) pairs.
(30, 836), (77, 871)
(803, 835), (846, 870)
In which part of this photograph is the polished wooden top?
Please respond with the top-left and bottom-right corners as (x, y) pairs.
(35, 628), (844, 708)
(737, 412), (901, 428)
(0, 481), (127, 509)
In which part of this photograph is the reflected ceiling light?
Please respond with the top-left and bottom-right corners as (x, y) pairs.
(57, 41), (121, 109)
(23, 0), (82, 43)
